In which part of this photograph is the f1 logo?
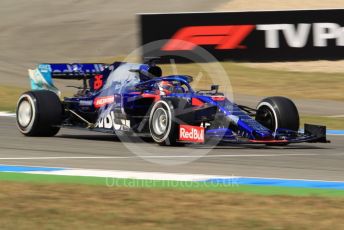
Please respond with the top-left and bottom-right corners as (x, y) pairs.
(162, 25), (255, 51)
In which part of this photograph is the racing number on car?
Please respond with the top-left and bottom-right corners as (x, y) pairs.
(94, 74), (103, 90)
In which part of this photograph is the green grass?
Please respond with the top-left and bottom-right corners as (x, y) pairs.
(301, 115), (344, 130)
(2, 172), (344, 229)
(161, 62), (344, 101)
(0, 85), (28, 112)
(1, 84), (343, 129)
(2, 179), (344, 230)
(1, 172), (344, 197)
(89, 56), (344, 101)
(96, 57), (344, 100)
(2, 61), (343, 128)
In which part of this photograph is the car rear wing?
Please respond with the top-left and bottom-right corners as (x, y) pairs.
(28, 63), (106, 96)
(36, 63), (106, 79)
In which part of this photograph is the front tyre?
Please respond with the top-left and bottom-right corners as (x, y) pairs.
(256, 96), (299, 132)
(149, 100), (178, 146)
(16, 90), (62, 136)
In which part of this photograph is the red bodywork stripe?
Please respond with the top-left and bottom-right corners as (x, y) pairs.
(141, 93), (160, 102)
(192, 98), (204, 107)
(211, 96), (225, 101)
(249, 139), (288, 143)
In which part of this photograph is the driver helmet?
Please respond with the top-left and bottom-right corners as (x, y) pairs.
(158, 81), (174, 95)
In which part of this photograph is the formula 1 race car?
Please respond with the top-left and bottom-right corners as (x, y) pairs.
(16, 61), (328, 146)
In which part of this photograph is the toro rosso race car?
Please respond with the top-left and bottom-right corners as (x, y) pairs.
(16, 61), (328, 146)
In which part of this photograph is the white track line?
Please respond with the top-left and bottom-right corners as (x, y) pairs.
(27, 169), (344, 183)
(324, 115), (344, 118)
(0, 163), (236, 181)
(2, 164), (344, 183)
(0, 153), (318, 160)
(28, 169), (231, 181)
(0, 112), (15, 117)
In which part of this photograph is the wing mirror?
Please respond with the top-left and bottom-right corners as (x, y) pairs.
(211, 85), (219, 93)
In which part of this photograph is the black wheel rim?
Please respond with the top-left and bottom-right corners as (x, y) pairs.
(256, 106), (276, 131)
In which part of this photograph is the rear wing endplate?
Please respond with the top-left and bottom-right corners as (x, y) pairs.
(28, 63), (106, 95)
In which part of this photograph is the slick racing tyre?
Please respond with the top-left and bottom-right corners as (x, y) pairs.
(255, 96), (299, 132)
(16, 90), (62, 136)
(149, 99), (179, 146)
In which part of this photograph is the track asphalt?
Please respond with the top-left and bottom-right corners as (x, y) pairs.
(1, 116), (343, 181)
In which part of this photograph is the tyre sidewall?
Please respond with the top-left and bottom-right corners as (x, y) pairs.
(256, 97), (299, 132)
(16, 92), (38, 135)
(149, 100), (173, 144)
(16, 90), (62, 136)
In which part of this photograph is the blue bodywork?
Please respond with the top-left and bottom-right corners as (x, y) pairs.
(28, 61), (327, 144)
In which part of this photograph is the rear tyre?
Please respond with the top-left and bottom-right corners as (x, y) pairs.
(149, 100), (178, 146)
(16, 90), (62, 136)
(256, 96), (299, 132)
